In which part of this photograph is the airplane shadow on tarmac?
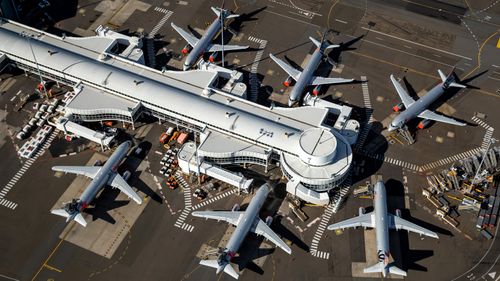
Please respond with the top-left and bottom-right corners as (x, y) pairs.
(385, 179), (452, 273)
(84, 188), (129, 225)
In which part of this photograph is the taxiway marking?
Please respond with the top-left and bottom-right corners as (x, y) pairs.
(361, 27), (472, 60)
(31, 222), (76, 281)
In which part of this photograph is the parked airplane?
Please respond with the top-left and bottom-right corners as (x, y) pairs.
(50, 141), (142, 227)
(192, 183), (291, 279)
(171, 6), (249, 71)
(327, 181), (438, 277)
(388, 68), (467, 132)
(270, 35), (354, 106)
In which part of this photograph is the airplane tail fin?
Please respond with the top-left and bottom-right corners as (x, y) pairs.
(309, 36), (339, 50)
(50, 209), (87, 227)
(363, 262), (406, 277)
(200, 259), (239, 279)
(438, 68), (466, 89)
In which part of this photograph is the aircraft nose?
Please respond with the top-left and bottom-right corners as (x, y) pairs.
(288, 99), (295, 107)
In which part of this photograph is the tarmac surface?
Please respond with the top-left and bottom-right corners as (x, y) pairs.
(0, 0), (500, 280)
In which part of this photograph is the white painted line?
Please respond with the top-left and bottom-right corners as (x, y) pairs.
(335, 19), (348, 24)
(0, 274), (20, 281)
(361, 27), (472, 60)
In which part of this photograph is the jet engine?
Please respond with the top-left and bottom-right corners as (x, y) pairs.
(181, 44), (191, 55)
(122, 170), (131, 181)
(265, 216), (273, 226)
(312, 85), (321, 96)
(392, 103), (405, 112)
(417, 119), (431, 129)
(283, 77), (293, 87)
(395, 209), (402, 218)
(208, 52), (218, 63)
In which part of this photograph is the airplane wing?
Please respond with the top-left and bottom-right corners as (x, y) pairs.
(108, 174), (142, 204)
(191, 211), (243, 226)
(269, 53), (301, 81)
(208, 44), (249, 52)
(310, 76), (354, 86)
(327, 213), (374, 230)
(390, 74), (415, 107)
(171, 22), (199, 47)
(51, 166), (100, 179)
(418, 110), (466, 127)
(251, 219), (292, 254)
(389, 214), (439, 238)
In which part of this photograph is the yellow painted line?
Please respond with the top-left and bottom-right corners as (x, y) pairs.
(389, 133), (405, 145)
(463, 31), (499, 79)
(497, 37), (500, 49)
(44, 264), (62, 273)
(326, 0), (341, 29)
(31, 222), (75, 281)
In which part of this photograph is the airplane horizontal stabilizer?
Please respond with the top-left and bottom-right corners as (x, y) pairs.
(50, 209), (87, 227)
(389, 265), (407, 276)
(448, 82), (466, 88)
(200, 259), (239, 279)
(73, 213), (88, 227)
(51, 208), (71, 220)
(363, 262), (384, 274)
(363, 262), (407, 277)
(211, 7), (239, 19)
(310, 36), (321, 48)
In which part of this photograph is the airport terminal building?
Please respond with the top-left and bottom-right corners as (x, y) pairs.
(0, 19), (359, 205)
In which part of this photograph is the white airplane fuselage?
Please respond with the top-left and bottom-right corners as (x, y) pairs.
(77, 141), (131, 210)
(288, 46), (324, 106)
(218, 184), (269, 270)
(373, 182), (391, 276)
(184, 16), (222, 71)
(389, 82), (448, 131)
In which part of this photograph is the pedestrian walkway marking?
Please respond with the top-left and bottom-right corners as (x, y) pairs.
(0, 129), (58, 210)
(354, 77), (373, 151)
(192, 189), (236, 210)
(173, 171), (195, 232)
(248, 36), (267, 102)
